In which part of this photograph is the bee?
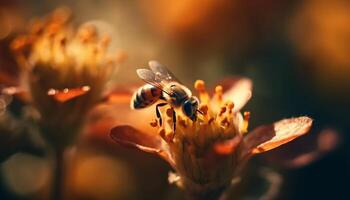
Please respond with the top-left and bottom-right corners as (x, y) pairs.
(131, 61), (200, 131)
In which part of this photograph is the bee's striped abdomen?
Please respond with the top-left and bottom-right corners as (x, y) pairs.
(131, 84), (162, 109)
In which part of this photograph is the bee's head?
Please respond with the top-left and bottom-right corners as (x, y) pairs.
(182, 96), (199, 121)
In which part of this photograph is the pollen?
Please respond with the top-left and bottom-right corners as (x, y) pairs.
(150, 119), (158, 127)
(156, 80), (251, 148)
(11, 7), (123, 75)
(199, 104), (208, 115)
(219, 106), (226, 116)
(166, 108), (174, 117)
(221, 117), (230, 127)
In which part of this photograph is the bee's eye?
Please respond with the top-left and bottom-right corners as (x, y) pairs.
(183, 100), (194, 117)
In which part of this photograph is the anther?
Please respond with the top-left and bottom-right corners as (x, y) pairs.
(227, 101), (234, 112)
(215, 85), (223, 95)
(77, 25), (97, 43)
(199, 104), (208, 115)
(208, 117), (215, 124)
(214, 85), (223, 104)
(194, 80), (210, 104)
(221, 117), (230, 127)
(242, 111), (250, 134)
(166, 108), (174, 118)
(219, 107), (226, 116)
(194, 80), (206, 92)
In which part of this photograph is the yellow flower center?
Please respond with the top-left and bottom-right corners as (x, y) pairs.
(150, 80), (250, 145)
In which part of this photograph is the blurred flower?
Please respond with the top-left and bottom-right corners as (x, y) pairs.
(6, 7), (124, 200)
(289, 0), (350, 94)
(1, 153), (50, 196)
(139, 0), (292, 53)
(111, 66), (312, 199)
(10, 7), (122, 148)
(67, 153), (136, 200)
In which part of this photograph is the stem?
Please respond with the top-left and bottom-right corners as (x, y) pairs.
(51, 148), (65, 200)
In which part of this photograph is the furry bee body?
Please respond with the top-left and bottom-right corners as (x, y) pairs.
(131, 84), (162, 109)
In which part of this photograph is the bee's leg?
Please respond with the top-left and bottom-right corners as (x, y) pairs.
(172, 109), (176, 132)
(156, 103), (167, 126)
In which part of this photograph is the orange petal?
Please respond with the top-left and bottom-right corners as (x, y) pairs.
(1, 86), (30, 103)
(218, 77), (253, 112)
(250, 116), (313, 154)
(110, 125), (174, 166)
(213, 135), (242, 155)
(240, 124), (276, 158)
(47, 86), (90, 103)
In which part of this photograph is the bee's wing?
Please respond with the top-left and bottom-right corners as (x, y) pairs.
(148, 60), (182, 84)
(136, 68), (166, 92)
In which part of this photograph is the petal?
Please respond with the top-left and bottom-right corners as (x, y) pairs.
(47, 86), (90, 103)
(262, 128), (339, 169)
(245, 116), (313, 155)
(213, 135), (242, 155)
(220, 77), (253, 112)
(87, 87), (157, 138)
(110, 125), (174, 166)
(110, 125), (161, 153)
(1, 86), (30, 103)
(240, 124), (276, 158)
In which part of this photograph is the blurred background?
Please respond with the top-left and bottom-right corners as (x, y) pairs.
(1, 0), (350, 199)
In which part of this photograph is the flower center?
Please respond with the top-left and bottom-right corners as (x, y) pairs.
(150, 80), (250, 145)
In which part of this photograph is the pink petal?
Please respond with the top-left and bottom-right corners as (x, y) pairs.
(248, 116), (313, 155)
(220, 77), (253, 112)
(110, 125), (174, 166)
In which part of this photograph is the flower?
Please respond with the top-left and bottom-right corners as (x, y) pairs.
(110, 63), (312, 199)
(11, 7), (122, 149)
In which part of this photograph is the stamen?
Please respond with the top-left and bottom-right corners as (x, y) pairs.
(100, 35), (111, 49)
(242, 111), (250, 134)
(221, 117), (230, 127)
(199, 104), (208, 115)
(208, 117), (215, 124)
(77, 25), (97, 43)
(219, 107), (226, 116)
(194, 80), (210, 104)
(214, 85), (223, 103)
(227, 101), (234, 113)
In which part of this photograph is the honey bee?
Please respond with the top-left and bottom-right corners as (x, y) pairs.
(131, 61), (200, 131)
